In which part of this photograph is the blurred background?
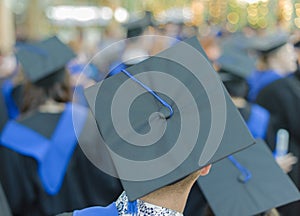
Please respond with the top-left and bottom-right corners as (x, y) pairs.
(2, 0), (300, 55)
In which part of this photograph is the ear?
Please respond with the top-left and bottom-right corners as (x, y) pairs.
(200, 164), (212, 176)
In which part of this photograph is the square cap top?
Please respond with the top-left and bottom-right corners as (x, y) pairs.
(217, 47), (256, 80)
(198, 139), (300, 216)
(16, 36), (75, 83)
(221, 32), (255, 51)
(124, 11), (155, 38)
(249, 32), (288, 54)
(84, 36), (255, 201)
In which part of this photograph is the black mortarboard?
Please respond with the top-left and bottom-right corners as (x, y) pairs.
(217, 48), (255, 98)
(198, 139), (300, 216)
(294, 40), (300, 48)
(0, 87), (9, 131)
(84, 36), (255, 201)
(217, 47), (255, 80)
(124, 11), (155, 38)
(221, 33), (254, 51)
(0, 181), (12, 216)
(250, 33), (288, 54)
(16, 36), (75, 83)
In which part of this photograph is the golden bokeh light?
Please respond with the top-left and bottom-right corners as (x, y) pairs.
(227, 12), (239, 24)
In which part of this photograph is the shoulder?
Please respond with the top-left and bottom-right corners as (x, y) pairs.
(56, 213), (73, 216)
(256, 78), (286, 104)
(73, 203), (118, 216)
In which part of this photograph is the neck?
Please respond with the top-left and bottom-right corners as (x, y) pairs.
(140, 186), (191, 213)
(231, 97), (247, 108)
(140, 172), (201, 213)
(38, 99), (65, 113)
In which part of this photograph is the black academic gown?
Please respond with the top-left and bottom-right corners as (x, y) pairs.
(0, 181), (12, 216)
(0, 80), (9, 132)
(185, 102), (271, 216)
(184, 183), (207, 216)
(0, 91), (8, 132)
(0, 105), (123, 216)
(0, 79), (23, 131)
(256, 73), (300, 216)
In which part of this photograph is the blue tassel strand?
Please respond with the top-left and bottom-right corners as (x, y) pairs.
(127, 200), (138, 216)
(121, 69), (174, 119)
(228, 155), (252, 183)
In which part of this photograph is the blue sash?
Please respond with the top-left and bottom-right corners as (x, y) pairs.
(246, 104), (270, 139)
(247, 70), (282, 102)
(74, 203), (118, 216)
(1, 80), (20, 119)
(0, 103), (87, 195)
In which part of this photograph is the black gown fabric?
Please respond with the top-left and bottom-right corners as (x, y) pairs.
(184, 183), (207, 216)
(0, 181), (12, 216)
(184, 103), (270, 216)
(256, 72), (300, 216)
(0, 108), (123, 216)
(0, 80), (9, 132)
(0, 79), (23, 131)
(184, 103), (268, 216)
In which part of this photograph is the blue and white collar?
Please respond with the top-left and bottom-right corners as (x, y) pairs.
(116, 191), (183, 216)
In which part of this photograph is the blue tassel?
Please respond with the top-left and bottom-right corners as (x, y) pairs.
(121, 69), (174, 119)
(228, 155), (252, 183)
(127, 200), (138, 216)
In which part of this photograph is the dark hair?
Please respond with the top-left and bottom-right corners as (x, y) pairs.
(223, 78), (249, 99)
(21, 68), (72, 113)
(295, 62), (300, 80)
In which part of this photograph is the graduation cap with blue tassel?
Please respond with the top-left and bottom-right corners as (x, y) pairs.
(16, 36), (75, 84)
(84, 36), (256, 210)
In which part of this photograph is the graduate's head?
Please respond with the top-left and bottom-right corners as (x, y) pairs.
(253, 33), (297, 74)
(21, 68), (71, 113)
(16, 36), (75, 112)
(138, 165), (211, 212)
(83, 36), (255, 204)
(200, 35), (221, 62)
(0, 52), (17, 80)
(294, 41), (300, 79)
(216, 48), (254, 99)
(222, 76), (249, 99)
(124, 11), (155, 39)
(263, 43), (297, 75)
(157, 164), (212, 193)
